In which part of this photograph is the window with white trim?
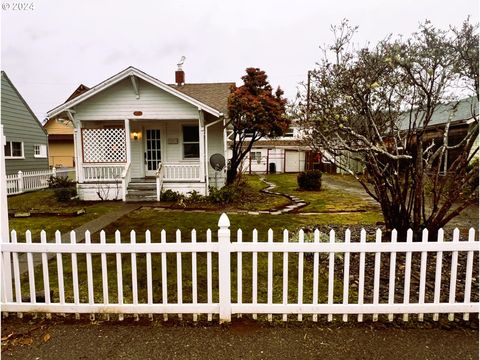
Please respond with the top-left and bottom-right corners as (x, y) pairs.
(34, 144), (47, 158)
(251, 151), (262, 164)
(4, 141), (24, 159)
(183, 125), (199, 159)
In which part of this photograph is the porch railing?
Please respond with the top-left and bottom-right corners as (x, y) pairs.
(81, 164), (125, 182)
(163, 163), (201, 181)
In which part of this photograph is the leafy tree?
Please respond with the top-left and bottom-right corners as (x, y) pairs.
(227, 68), (289, 184)
(296, 19), (479, 239)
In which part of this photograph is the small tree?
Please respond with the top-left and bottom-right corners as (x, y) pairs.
(297, 19), (479, 239)
(227, 68), (289, 184)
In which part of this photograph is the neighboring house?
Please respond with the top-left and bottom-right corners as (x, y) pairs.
(230, 125), (337, 174)
(397, 96), (479, 171)
(1, 71), (49, 175)
(43, 84), (90, 168)
(46, 66), (232, 201)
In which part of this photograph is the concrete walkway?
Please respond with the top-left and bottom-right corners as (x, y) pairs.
(16, 203), (140, 275)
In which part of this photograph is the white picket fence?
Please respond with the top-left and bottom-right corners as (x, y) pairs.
(6, 168), (65, 195)
(0, 214), (478, 323)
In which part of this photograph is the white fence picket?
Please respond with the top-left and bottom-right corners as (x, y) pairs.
(26, 231), (36, 304)
(267, 229), (273, 322)
(342, 229), (351, 322)
(115, 230), (123, 321)
(387, 230), (397, 322)
(418, 229), (428, 321)
(297, 230), (304, 322)
(161, 230), (168, 322)
(372, 229), (382, 322)
(11, 231), (21, 306)
(463, 228), (475, 321)
(237, 229), (243, 319)
(448, 229), (460, 321)
(357, 229), (366, 322)
(433, 229), (444, 321)
(206, 229), (213, 322)
(403, 229), (413, 322)
(312, 230), (320, 322)
(282, 230), (289, 322)
(100, 231), (109, 311)
(252, 229), (258, 320)
(191, 229), (198, 322)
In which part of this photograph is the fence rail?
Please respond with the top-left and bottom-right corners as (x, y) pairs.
(6, 168), (59, 195)
(0, 214), (478, 323)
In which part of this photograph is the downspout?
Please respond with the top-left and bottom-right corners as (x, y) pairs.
(204, 115), (224, 194)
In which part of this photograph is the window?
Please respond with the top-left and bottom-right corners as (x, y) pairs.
(183, 125), (199, 159)
(4, 141), (23, 159)
(284, 128), (295, 137)
(251, 151), (262, 164)
(34, 144), (47, 158)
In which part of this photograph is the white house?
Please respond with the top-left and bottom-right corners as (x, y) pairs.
(47, 66), (232, 201)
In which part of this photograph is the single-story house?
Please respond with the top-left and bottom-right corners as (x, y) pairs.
(1, 71), (49, 175)
(46, 66), (233, 201)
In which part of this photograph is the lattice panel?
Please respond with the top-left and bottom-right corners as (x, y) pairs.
(82, 128), (127, 163)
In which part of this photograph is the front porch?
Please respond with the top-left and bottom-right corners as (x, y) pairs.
(77, 161), (205, 201)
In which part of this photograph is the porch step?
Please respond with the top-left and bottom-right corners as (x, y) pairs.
(126, 178), (158, 201)
(125, 189), (158, 202)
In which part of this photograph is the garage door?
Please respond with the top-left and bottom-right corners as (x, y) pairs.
(285, 151), (305, 172)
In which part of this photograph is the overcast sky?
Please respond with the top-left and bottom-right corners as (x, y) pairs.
(1, 0), (478, 120)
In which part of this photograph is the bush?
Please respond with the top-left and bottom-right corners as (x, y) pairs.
(187, 190), (206, 203)
(161, 189), (184, 202)
(48, 176), (77, 202)
(207, 185), (239, 204)
(297, 170), (322, 191)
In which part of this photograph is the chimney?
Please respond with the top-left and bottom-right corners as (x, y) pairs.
(175, 56), (186, 86)
(175, 69), (185, 86)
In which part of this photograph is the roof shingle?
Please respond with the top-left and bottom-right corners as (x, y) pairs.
(170, 82), (234, 115)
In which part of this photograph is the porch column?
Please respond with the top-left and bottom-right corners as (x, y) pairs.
(71, 113), (84, 183)
(199, 110), (205, 182)
(124, 119), (131, 163)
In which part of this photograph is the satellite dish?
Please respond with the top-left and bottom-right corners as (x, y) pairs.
(210, 153), (226, 171)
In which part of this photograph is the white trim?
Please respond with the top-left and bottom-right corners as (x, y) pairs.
(47, 67), (222, 119)
(4, 141), (24, 159)
(33, 144), (48, 158)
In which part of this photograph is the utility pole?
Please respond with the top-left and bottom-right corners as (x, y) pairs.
(306, 70), (311, 122)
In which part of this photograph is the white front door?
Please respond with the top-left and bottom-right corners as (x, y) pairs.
(145, 129), (162, 176)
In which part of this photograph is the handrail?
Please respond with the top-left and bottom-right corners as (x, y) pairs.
(155, 162), (164, 201)
(121, 162), (131, 201)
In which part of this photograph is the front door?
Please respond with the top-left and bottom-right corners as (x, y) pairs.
(145, 129), (162, 176)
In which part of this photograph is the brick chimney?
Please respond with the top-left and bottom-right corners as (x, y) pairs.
(175, 56), (186, 86)
(175, 69), (185, 86)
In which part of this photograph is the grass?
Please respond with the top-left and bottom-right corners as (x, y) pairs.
(265, 173), (379, 214)
(8, 189), (124, 239)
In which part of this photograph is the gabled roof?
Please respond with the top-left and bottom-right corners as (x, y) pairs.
(47, 66), (228, 119)
(1, 71), (48, 135)
(398, 96), (479, 130)
(170, 83), (234, 115)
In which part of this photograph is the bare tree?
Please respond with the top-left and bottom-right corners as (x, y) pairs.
(297, 19), (479, 239)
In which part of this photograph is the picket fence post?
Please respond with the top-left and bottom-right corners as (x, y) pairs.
(52, 167), (57, 177)
(218, 213), (231, 323)
(17, 171), (24, 193)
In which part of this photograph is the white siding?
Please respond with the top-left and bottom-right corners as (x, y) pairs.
(207, 121), (226, 187)
(75, 78), (198, 121)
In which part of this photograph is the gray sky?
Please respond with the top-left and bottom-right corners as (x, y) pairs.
(1, 0), (478, 120)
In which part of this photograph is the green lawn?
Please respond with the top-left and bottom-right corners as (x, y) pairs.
(8, 189), (124, 239)
(265, 173), (378, 213)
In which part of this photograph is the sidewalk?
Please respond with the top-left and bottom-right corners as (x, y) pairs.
(1, 317), (478, 360)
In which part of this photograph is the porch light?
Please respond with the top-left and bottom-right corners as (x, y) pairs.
(131, 131), (142, 141)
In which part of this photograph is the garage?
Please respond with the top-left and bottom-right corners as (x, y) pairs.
(284, 150), (305, 173)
